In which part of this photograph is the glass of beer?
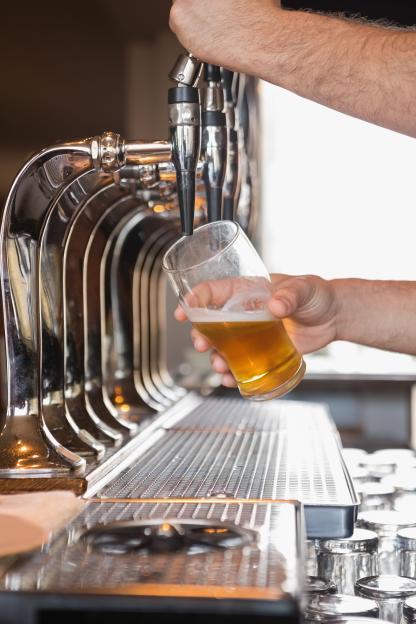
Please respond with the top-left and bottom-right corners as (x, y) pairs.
(162, 221), (305, 400)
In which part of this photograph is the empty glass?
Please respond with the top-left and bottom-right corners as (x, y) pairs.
(305, 593), (379, 622)
(357, 511), (416, 575)
(398, 528), (416, 577)
(316, 529), (379, 595)
(355, 575), (416, 624)
(163, 221), (305, 400)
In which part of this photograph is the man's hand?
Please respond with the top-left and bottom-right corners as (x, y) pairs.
(170, 0), (281, 73)
(175, 274), (338, 387)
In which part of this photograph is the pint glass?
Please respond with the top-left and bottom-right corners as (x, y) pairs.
(162, 221), (305, 400)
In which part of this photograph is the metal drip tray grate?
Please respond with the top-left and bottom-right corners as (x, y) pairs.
(1, 499), (303, 619)
(97, 397), (359, 538)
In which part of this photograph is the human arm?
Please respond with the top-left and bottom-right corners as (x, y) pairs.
(175, 275), (416, 386)
(170, 0), (416, 137)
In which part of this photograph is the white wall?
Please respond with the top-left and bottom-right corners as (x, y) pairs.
(260, 81), (416, 374)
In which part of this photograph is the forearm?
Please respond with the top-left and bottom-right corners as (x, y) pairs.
(171, 1), (416, 137)
(253, 10), (416, 137)
(333, 278), (416, 354)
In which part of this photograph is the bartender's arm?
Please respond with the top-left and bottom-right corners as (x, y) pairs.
(175, 277), (416, 387)
(170, 0), (416, 138)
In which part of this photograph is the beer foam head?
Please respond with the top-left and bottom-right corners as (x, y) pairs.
(186, 307), (275, 323)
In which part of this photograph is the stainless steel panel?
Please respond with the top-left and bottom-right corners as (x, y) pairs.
(1, 498), (303, 611)
(90, 397), (358, 538)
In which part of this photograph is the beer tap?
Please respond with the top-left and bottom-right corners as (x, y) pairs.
(201, 64), (227, 222)
(168, 52), (203, 235)
(222, 69), (240, 221)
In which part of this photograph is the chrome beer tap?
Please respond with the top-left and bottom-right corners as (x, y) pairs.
(0, 132), (172, 489)
(221, 69), (240, 221)
(201, 64), (227, 222)
(168, 52), (203, 235)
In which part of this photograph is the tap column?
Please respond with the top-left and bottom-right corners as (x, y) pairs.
(201, 64), (227, 222)
(168, 53), (202, 235)
(222, 69), (240, 221)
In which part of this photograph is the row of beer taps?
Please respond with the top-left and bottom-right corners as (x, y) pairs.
(168, 52), (242, 235)
(0, 51), (255, 491)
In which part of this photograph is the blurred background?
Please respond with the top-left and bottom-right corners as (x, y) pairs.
(1, 0), (416, 448)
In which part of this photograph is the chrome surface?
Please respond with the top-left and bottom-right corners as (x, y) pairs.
(317, 529), (379, 595)
(355, 574), (416, 624)
(203, 82), (224, 112)
(0, 64), (256, 486)
(222, 102), (239, 220)
(89, 396), (358, 538)
(0, 139), (92, 477)
(169, 52), (203, 87)
(0, 132), (194, 486)
(201, 66), (227, 222)
(0, 497), (304, 606)
(168, 100), (201, 235)
(201, 125), (227, 220)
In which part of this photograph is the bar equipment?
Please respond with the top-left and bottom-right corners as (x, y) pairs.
(316, 529), (379, 595)
(357, 511), (416, 574)
(0, 498), (304, 622)
(355, 575), (416, 624)
(201, 64), (227, 222)
(305, 594), (379, 622)
(0, 38), (367, 623)
(222, 69), (241, 221)
(168, 52), (203, 235)
(398, 528), (416, 577)
(92, 397), (359, 539)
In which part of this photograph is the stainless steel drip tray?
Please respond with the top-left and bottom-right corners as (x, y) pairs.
(0, 499), (303, 622)
(89, 395), (359, 539)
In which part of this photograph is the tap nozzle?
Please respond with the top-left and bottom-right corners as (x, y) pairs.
(201, 65), (227, 222)
(168, 86), (201, 235)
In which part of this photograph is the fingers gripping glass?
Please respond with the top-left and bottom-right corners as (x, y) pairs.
(163, 222), (305, 400)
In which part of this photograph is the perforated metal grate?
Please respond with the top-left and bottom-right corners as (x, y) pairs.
(99, 398), (354, 506)
(2, 499), (302, 601)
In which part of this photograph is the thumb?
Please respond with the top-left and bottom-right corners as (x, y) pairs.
(268, 277), (312, 319)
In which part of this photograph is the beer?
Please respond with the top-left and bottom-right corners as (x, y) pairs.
(192, 310), (305, 399)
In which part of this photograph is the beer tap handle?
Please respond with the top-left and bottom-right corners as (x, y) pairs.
(168, 85), (201, 236)
(221, 69), (239, 222)
(201, 64), (227, 223)
(168, 51), (203, 235)
(169, 52), (203, 87)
